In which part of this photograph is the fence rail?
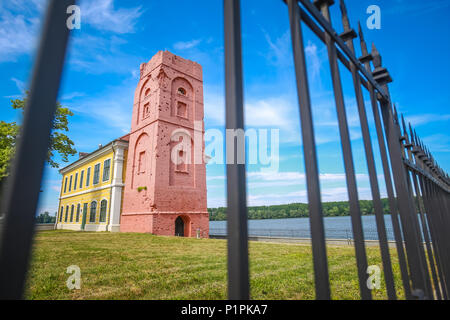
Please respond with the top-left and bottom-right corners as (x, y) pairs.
(0, 0), (448, 300)
(210, 227), (394, 241)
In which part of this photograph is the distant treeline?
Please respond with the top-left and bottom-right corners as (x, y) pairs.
(36, 211), (56, 224)
(208, 198), (391, 221)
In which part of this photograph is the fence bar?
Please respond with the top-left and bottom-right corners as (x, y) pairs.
(422, 179), (450, 297)
(298, 0), (388, 101)
(338, 0), (396, 299)
(0, 0), (75, 299)
(414, 176), (443, 299)
(287, 0), (330, 300)
(357, 24), (412, 299)
(371, 49), (432, 297)
(295, 7), (371, 92)
(314, 0), (371, 300)
(421, 169), (450, 296)
(224, 0), (250, 300)
(402, 120), (442, 299)
(392, 105), (434, 298)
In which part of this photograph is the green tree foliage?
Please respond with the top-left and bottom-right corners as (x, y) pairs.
(36, 211), (56, 224)
(0, 91), (76, 182)
(208, 198), (392, 221)
(0, 121), (19, 181)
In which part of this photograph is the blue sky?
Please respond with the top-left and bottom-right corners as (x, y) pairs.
(0, 0), (449, 214)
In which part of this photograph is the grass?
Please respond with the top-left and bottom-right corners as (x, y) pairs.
(25, 230), (405, 300)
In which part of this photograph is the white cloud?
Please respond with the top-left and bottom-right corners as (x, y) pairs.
(204, 87), (225, 126)
(61, 92), (85, 101)
(68, 81), (134, 134)
(406, 113), (450, 126)
(11, 77), (26, 93)
(0, 0), (143, 64)
(207, 175), (226, 181)
(173, 39), (202, 50)
(68, 33), (142, 75)
(305, 41), (323, 81)
(80, 0), (143, 34)
(245, 97), (295, 128)
(246, 186), (373, 206)
(422, 134), (450, 153)
(263, 29), (292, 67)
(204, 91), (301, 143)
(0, 10), (40, 62)
(247, 171), (371, 183)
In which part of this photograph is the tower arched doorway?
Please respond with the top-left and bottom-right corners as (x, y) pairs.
(175, 216), (184, 236)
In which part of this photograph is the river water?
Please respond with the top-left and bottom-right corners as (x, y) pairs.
(209, 215), (398, 240)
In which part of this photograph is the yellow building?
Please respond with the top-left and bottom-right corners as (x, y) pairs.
(56, 137), (128, 232)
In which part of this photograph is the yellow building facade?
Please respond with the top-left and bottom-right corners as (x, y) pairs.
(56, 138), (128, 232)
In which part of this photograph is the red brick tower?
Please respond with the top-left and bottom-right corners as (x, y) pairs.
(120, 51), (209, 237)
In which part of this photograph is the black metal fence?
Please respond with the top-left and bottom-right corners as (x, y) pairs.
(0, 0), (449, 300)
(224, 0), (449, 300)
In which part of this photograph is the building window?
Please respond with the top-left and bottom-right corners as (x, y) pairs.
(65, 206), (69, 222)
(64, 177), (68, 193)
(176, 101), (187, 118)
(93, 163), (100, 185)
(103, 159), (111, 182)
(70, 205), (74, 222)
(176, 150), (187, 172)
(59, 206), (63, 222)
(79, 170), (84, 189)
(138, 151), (146, 174)
(68, 175), (73, 192)
(74, 173), (78, 191)
(143, 102), (150, 118)
(178, 87), (186, 95)
(86, 167), (91, 187)
(89, 201), (97, 223)
(76, 204), (81, 222)
(99, 200), (107, 223)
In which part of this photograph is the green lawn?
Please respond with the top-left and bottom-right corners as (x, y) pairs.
(25, 230), (405, 300)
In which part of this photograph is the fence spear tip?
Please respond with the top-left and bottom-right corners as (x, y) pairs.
(371, 43), (382, 67)
(339, 0), (347, 15)
(357, 21), (364, 40)
(401, 114), (408, 135)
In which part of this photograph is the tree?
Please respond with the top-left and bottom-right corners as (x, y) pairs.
(0, 121), (19, 181)
(36, 211), (56, 224)
(0, 91), (77, 182)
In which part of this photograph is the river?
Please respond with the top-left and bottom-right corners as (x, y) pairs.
(209, 215), (398, 240)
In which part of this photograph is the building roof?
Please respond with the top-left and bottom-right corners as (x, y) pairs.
(59, 137), (129, 174)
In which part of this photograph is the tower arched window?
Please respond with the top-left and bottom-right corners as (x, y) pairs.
(178, 87), (186, 95)
(177, 150), (187, 172)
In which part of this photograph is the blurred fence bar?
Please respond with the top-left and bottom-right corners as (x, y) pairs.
(224, 0), (250, 300)
(0, 0), (75, 299)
